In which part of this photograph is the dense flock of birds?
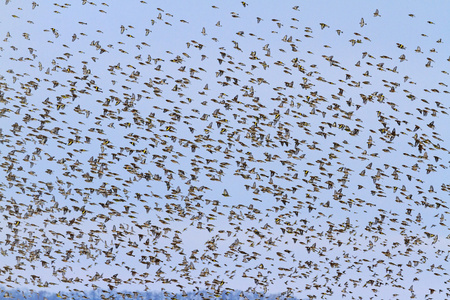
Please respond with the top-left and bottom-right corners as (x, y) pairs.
(0, 1), (449, 299)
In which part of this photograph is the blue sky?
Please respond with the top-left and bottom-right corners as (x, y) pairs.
(0, 0), (450, 299)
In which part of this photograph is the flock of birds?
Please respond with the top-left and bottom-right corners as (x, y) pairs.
(0, 1), (450, 299)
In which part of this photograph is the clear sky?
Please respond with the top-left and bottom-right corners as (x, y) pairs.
(0, 0), (450, 299)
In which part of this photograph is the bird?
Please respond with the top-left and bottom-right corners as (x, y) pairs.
(360, 18), (367, 27)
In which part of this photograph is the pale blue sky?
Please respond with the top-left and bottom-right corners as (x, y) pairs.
(0, 1), (449, 299)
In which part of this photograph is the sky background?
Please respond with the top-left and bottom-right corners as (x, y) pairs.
(0, 0), (450, 299)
